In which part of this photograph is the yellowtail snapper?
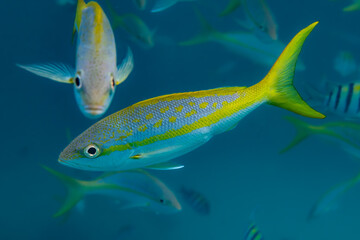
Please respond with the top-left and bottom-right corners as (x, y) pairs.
(58, 22), (324, 172)
(18, 0), (134, 119)
(180, 186), (210, 215)
(43, 166), (181, 217)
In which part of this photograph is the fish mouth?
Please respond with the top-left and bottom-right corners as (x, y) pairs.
(84, 105), (105, 117)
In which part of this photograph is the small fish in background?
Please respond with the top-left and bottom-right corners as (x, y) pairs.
(235, 0), (278, 42)
(243, 219), (264, 240)
(280, 116), (360, 156)
(334, 51), (357, 77)
(180, 187), (210, 215)
(307, 81), (360, 120)
(43, 166), (182, 217)
(106, 0), (156, 48)
(181, 11), (302, 70)
(151, 0), (197, 13)
(18, 0), (134, 119)
(308, 172), (360, 220)
(219, 0), (242, 17)
(58, 22), (324, 172)
(56, 0), (76, 5)
(343, 0), (360, 11)
(133, 0), (147, 10)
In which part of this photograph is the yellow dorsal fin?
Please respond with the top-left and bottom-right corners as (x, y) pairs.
(73, 0), (87, 41)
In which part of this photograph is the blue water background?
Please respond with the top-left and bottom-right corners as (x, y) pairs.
(1, 0), (360, 239)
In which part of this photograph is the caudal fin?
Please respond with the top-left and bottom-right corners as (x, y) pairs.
(219, 0), (242, 17)
(280, 116), (315, 153)
(259, 22), (325, 119)
(42, 166), (86, 217)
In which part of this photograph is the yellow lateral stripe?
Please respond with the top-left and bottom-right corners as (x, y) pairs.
(101, 87), (263, 156)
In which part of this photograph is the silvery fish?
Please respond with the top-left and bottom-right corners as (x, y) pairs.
(58, 23), (324, 172)
(308, 172), (360, 220)
(18, 0), (134, 119)
(181, 11), (303, 70)
(43, 166), (182, 217)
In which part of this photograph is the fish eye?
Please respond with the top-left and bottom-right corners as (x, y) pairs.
(74, 75), (81, 89)
(83, 144), (101, 158)
(159, 199), (164, 204)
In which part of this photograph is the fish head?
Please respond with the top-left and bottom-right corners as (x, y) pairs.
(146, 174), (182, 214)
(73, 64), (116, 118)
(151, 196), (182, 214)
(58, 115), (136, 171)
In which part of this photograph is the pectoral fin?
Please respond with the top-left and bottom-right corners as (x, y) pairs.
(116, 47), (134, 85)
(17, 63), (74, 84)
(145, 162), (184, 170)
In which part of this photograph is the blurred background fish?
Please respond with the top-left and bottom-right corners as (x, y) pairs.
(305, 81), (360, 120)
(281, 116), (360, 158)
(56, 0), (76, 6)
(180, 11), (304, 70)
(133, 0), (147, 10)
(308, 172), (360, 220)
(43, 166), (182, 217)
(106, 0), (156, 48)
(233, 0), (278, 42)
(243, 217), (264, 240)
(179, 186), (210, 216)
(334, 51), (357, 77)
(344, 0), (360, 11)
(151, 0), (197, 13)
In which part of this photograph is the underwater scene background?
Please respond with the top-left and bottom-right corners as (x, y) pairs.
(2, 0), (360, 239)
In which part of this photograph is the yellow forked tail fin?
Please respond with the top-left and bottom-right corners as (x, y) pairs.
(260, 22), (325, 119)
(42, 165), (87, 218)
(280, 116), (315, 153)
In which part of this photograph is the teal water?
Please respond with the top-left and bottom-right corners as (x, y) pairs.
(2, 0), (360, 239)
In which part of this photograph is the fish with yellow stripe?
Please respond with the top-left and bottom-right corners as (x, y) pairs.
(18, 0), (134, 119)
(58, 22), (324, 171)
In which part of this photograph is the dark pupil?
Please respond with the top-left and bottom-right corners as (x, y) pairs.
(87, 147), (96, 155)
(75, 77), (80, 87)
(111, 78), (115, 87)
(160, 199), (164, 203)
